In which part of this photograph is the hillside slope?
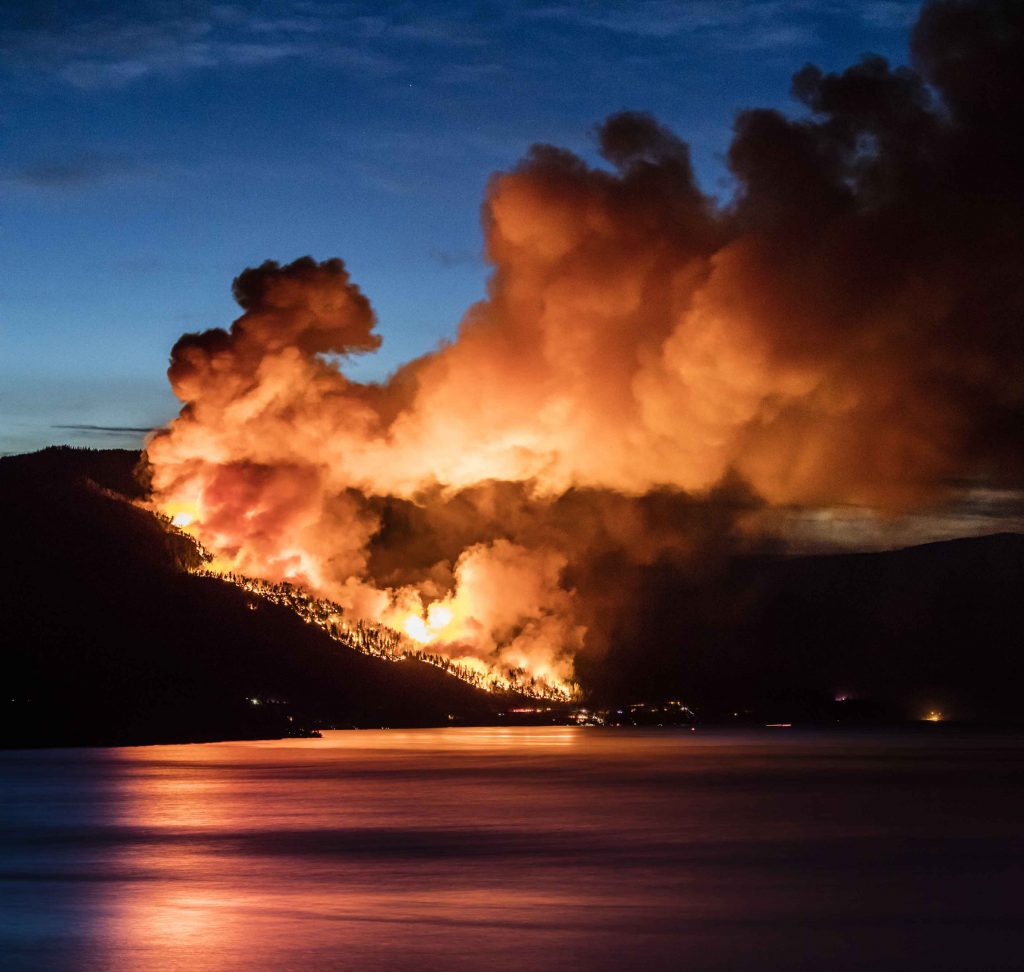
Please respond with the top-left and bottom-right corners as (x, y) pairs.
(1, 448), (511, 746)
(576, 532), (1024, 721)
(4, 447), (1022, 740)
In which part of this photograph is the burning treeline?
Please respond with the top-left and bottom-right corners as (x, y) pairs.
(146, 0), (1023, 695)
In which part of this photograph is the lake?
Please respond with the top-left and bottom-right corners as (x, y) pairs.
(1, 727), (1022, 971)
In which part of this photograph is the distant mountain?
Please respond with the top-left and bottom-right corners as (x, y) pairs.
(1, 448), (511, 747)
(575, 531), (1024, 722)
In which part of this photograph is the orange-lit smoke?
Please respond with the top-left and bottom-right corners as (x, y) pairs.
(146, 0), (1024, 690)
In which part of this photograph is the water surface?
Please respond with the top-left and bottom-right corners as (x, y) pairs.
(2, 727), (1022, 970)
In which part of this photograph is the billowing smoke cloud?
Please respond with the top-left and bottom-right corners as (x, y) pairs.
(146, 0), (1024, 692)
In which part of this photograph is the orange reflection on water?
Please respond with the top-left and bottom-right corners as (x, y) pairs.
(91, 728), (595, 970)
(36, 726), (1021, 972)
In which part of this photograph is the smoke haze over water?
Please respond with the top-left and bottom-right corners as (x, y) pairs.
(146, 0), (1024, 689)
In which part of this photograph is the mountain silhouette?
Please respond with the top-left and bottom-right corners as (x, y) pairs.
(4, 447), (1022, 744)
(1, 447), (511, 746)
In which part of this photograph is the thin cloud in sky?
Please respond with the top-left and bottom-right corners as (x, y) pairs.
(524, 1), (812, 45)
(0, 154), (142, 189)
(858, 2), (921, 29)
(0, 1), (486, 90)
(0, 0), (923, 93)
(523, 0), (921, 47)
(52, 424), (157, 435)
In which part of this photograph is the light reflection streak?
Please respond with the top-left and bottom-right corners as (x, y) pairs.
(7, 728), (1024, 971)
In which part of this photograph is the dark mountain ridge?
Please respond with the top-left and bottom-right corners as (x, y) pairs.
(3, 447), (1022, 745)
(577, 531), (1024, 722)
(1, 447), (514, 746)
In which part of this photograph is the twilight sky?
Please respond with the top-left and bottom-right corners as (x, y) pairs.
(0, 0), (920, 455)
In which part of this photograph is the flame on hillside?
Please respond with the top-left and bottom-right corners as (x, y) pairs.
(187, 561), (576, 700)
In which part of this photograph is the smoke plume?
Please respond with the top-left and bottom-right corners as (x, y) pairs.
(146, 0), (1024, 693)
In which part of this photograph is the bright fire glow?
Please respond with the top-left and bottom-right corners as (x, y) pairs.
(403, 615), (431, 644)
(402, 602), (457, 645)
(187, 567), (575, 700)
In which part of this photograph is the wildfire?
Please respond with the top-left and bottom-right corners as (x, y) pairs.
(402, 603), (455, 644)
(150, 451), (584, 698)
(145, 50), (1024, 705)
(402, 615), (431, 643)
(185, 565), (576, 700)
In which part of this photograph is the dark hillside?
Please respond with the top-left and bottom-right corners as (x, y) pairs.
(577, 533), (1024, 721)
(1, 448), (508, 746)
(5, 447), (1022, 740)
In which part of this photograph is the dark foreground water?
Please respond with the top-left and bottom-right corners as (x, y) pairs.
(1, 727), (1022, 971)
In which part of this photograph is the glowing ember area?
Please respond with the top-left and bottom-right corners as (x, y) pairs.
(188, 567), (576, 700)
(147, 90), (1024, 692)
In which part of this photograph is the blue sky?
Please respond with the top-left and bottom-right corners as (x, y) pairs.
(0, 0), (919, 454)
